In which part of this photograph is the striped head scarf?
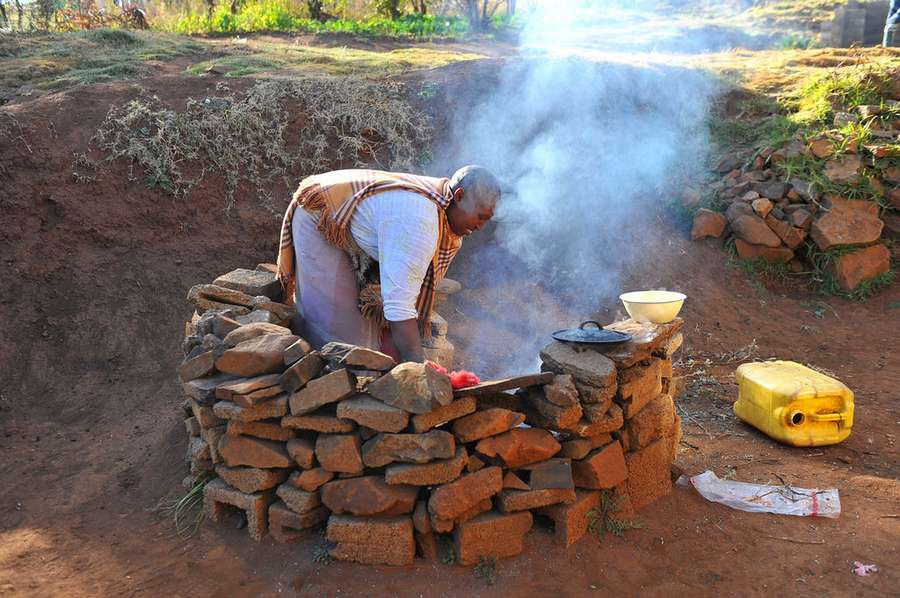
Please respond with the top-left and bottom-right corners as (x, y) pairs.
(277, 169), (463, 336)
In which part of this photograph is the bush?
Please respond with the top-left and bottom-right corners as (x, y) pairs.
(169, 0), (470, 37)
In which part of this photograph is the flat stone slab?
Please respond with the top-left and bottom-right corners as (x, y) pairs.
(453, 511), (533, 566)
(596, 318), (684, 368)
(269, 501), (329, 543)
(540, 342), (617, 387)
(215, 465), (289, 493)
(326, 515), (415, 566)
(336, 395), (409, 433)
(452, 373), (554, 397)
(213, 268), (282, 299)
(361, 430), (456, 468)
(321, 476), (418, 517)
(384, 446), (468, 486)
(367, 362), (453, 414)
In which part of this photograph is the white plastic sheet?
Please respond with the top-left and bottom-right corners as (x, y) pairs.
(686, 470), (841, 518)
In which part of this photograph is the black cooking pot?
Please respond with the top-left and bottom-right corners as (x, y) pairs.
(551, 321), (632, 345)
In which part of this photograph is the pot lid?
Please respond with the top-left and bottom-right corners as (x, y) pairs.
(551, 321), (633, 345)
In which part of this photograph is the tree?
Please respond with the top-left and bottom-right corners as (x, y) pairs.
(306, 0), (325, 20)
(372, 0), (402, 19)
(454, 0), (501, 31)
(410, 0), (427, 14)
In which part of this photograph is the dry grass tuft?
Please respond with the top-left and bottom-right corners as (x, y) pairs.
(91, 76), (431, 209)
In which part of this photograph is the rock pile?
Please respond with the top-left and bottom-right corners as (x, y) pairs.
(691, 103), (898, 292)
(179, 266), (684, 566)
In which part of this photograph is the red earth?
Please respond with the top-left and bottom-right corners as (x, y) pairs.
(0, 58), (898, 597)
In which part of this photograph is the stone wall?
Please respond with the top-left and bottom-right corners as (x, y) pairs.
(179, 265), (684, 566)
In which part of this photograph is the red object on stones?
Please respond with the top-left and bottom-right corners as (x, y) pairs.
(426, 361), (480, 389)
(449, 370), (480, 389)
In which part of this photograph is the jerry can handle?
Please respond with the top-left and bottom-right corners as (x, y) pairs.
(809, 412), (845, 422)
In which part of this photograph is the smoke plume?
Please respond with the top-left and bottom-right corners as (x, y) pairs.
(437, 2), (719, 376)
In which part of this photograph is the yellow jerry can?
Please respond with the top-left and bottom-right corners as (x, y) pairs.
(734, 360), (853, 447)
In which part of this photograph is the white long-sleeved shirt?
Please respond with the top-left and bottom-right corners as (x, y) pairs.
(349, 190), (439, 322)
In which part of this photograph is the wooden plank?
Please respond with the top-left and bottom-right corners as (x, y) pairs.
(453, 372), (554, 398)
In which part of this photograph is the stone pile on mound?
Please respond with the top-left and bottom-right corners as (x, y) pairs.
(179, 266), (684, 566)
(691, 102), (898, 292)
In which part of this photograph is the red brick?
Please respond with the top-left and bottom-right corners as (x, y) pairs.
(188, 398), (224, 429)
(283, 338), (313, 366)
(315, 434), (363, 474)
(526, 458), (574, 490)
(570, 404), (624, 438)
(497, 488), (576, 512)
(326, 515), (414, 566)
(279, 353), (324, 392)
(287, 468), (334, 492)
(539, 342), (617, 387)
(226, 419), (295, 442)
(428, 466), (502, 521)
(367, 362), (453, 414)
(474, 428), (561, 468)
(384, 446), (467, 486)
(572, 441), (627, 490)
(222, 322), (291, 347)
(216, 333), (299, 377)
(410, 397), (477, 433)
(537, 489), (603, 547)
(268, 501), (330, 543)
(215, 373), (282, 402)
(598, 318), (684, 368)
(336, 395), (409, 433)
(212, 395), (288, 422)
(217, 435), (291, 469)
(503, 471), (530, 490)
(617, 359), (663, 418)
(361, 430), (455, 468)
(452, 408), (525, 442)
(215, 465), (289, 493)
(625, 438), (673, 511)
(275, 483), (321, 514)
(203, 478), (275, 541)
(523, 388), (583, 431)
(453, 511), (533, 566)
(321, 476), (418, 517)
(281, 411), (355, 433)
(625, 393), (675, 451)
(430, 498), (492, 533)
(289, 369), (356, 415)
(178, 351), (216, 382)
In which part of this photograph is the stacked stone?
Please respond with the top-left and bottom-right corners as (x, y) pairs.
(690, 102), (898, 292)
(178, 266), (685, 567)
(532, 317), (684, 546)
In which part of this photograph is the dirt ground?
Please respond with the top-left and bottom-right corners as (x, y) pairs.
(1, 53), (898, 597)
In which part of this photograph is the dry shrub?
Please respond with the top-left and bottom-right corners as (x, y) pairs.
(92, 76), (431, 209)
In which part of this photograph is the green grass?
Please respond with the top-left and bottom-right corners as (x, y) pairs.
(164, 0), (470, 38)
(0, 30), (205, 103)
(746, 0), (847, 25)
(157, 473), (211, 537)
(806, 244), (896, 300)
(473, 555), (498, 585)
(791, 65), (895, 125)
(183, 39), (482, 77)
(0, 29), (483, 103)
(586, 489), (642, 541)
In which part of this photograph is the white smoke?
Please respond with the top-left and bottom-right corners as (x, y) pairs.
(438, 1), (721, 375)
